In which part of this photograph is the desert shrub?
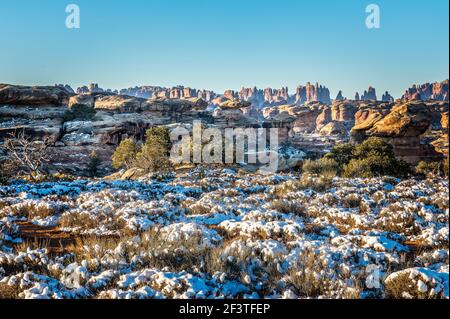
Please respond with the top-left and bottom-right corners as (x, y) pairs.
(343, 156), (410, 178)
(324, 143), (355, 167)
(384, 270), (446, 299)
(270, 199), (305, 216)
(342, 137), (411, 178)
(87, 151), (102, 177)
(298, 174), (334, 192)
(415, 160), (448, 178)
(59, 210), (127, 234)
(63, 104), (96, 122)
(4, 202), (56, 220)
(341, 193), (362, 208)
(0, 282), (22, 299)
(1, 131), (52, 181)
(135, 127), (173, 175)
(287, 249), (361, 298)
(111, 138), (138, 170)
(353, 137), (395, 159)
(302, 158), (339, 176)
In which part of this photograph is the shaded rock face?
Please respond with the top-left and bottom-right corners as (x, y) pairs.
(0, 84), (73, 106)
(316, 108), (333, 131)
(382, 91), (394, 103)
(360, 86), (377, 101)
(77, 83), (111, 94)
(335, 91), (345, 101)
(292, 107), (322, 133)
(239, 87), (265, 107)
(331, 102), (357, 123)
(402, 79), (449, 101)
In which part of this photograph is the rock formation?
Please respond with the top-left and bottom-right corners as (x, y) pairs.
(295, 82), (331, 105)
(335, 91), (345, 101)
(359, 86), (377, 101)
(351, 101), (447, 164)
(402, 79), (449, 101)
(0, 84), (73, 106)
(2, 82), (448, 174)
(382, 91), (394, 103)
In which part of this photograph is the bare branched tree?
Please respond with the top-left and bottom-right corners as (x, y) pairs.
(1, 131), (52, 181)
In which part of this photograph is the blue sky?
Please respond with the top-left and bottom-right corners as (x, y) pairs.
(0, 0), (448, 98)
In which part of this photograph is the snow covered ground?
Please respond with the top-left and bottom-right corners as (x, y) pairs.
(0, 168), (448, 299)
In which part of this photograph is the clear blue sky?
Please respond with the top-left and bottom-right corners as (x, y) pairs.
(0, 0), (448, 98)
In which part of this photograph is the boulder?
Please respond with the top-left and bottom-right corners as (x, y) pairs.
(94, 95), (146, 112)
(220, 99), (251, 109)
(0, 84), (72, 106)
(368, 102), (432, 137)
(319, 121), (347, 136)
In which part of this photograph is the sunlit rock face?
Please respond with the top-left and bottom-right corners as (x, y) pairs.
(351, 101), (448, 164)
(402, 79), (449, 101)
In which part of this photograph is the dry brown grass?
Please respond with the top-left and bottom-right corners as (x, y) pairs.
(59, 211), (128, 234)
(0, 282), (21, 299)
(384, 272), (439, 299)
(341, 194), (362, 209)
(375, 205), (421, 236)
(270, 200), (305, 216)
(5, 203), (56, 220)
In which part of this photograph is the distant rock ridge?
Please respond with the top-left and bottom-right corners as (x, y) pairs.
(402, 79), (449, 101)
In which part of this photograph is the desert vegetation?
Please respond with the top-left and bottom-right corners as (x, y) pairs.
(0, 165), (447, 299)
(111, 127), (173, 178)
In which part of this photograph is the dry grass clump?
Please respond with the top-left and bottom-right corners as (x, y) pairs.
(341, 193), (362, 209)
(138, 229), (208, 272)
(270, 180), (300, 199)
(325, 213), (359, 234)
(59, 211), (127, 234)
(4, 203), (56, 220)
(204, 241), (284, 296)
(375, 204), (420, 236)
(286, 248), (359, 298)
(69, 228), (212, 273)
(0, 282), (22, 299)
(185, 203), (211, 215)
(271, 174), (333, 199)
(384, 270), (445, 299)
(270, 199), (305, 216)
(204, 242), (253, 281)
(298, 174), (334, 192)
